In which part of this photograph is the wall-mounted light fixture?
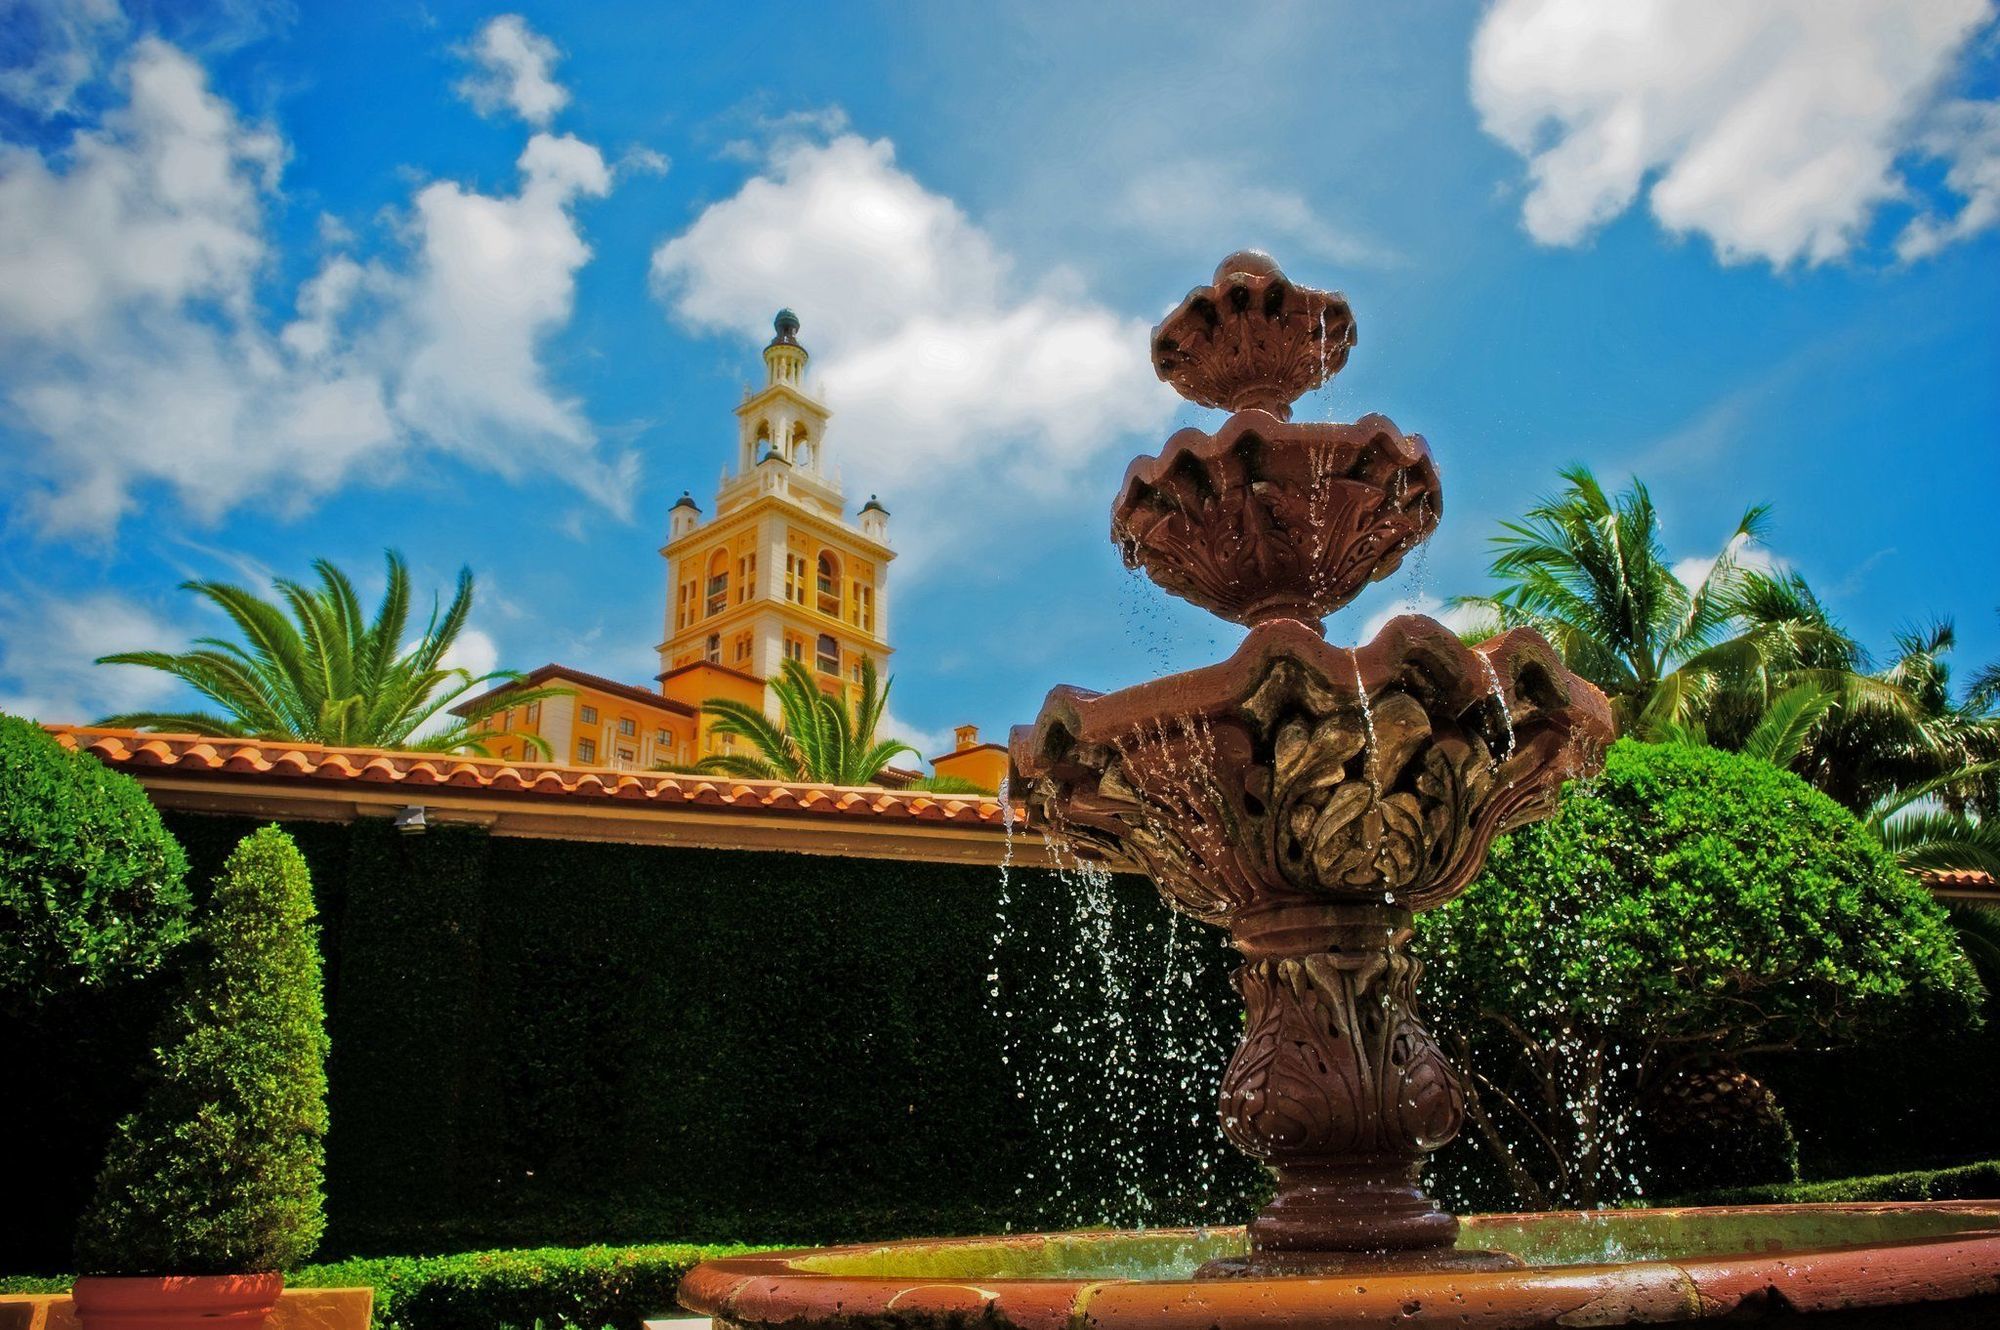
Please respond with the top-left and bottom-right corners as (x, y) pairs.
(393, 804), (428, 835)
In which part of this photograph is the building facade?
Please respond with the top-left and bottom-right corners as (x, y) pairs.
(455, 310), (957, 781)
(655, 308), (894, 715)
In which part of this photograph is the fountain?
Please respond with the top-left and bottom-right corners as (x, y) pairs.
(679, 255), (2000, 1325)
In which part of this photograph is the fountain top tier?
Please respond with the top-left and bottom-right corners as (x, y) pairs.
(1121, 252), (1441, 629)
(1151, 250), (1357, 419)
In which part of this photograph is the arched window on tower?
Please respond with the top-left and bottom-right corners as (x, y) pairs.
(792, 422), (813, 471)
(816, 551), (841, 617)
(705, 549), (729, 616)
(816, 633), (839, 676)
(753, 419), (772, 464)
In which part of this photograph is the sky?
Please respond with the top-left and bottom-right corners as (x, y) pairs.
(0, 0), (1996, 762)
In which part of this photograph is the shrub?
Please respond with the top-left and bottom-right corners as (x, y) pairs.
(0, 1242), (761, 1330)
(1418, 739), (1982, 1210)
(1680, 1159), (2000, 1207)
(295, 1243), (758, 1330)
(0, 714), (190, 1015)
(74, 826), (330, 1273)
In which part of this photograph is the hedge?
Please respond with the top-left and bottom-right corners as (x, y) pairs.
(1680, 1159), (2000, 1207)
(1, 1242), (760, 1330)
(9, 811), (1256, 1270)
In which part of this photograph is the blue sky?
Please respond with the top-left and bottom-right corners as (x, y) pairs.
(1, 0), (1996, 761)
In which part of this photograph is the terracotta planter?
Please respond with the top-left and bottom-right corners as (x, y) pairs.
(72, 1275), (283, 1330)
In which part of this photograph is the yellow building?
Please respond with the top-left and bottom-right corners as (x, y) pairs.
(656, 309), (894, 718)
(454, 309), (995, 784)
(460, 664), (698, 769)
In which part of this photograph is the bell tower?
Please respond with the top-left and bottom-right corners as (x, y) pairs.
(656, 310), (895, 746)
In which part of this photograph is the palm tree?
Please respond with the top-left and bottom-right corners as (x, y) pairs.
(1452, 466), (1787, 737)
(1795, 622), (2000, 817)
(691, 656), (920, 786)
(96, 552), (562, 756)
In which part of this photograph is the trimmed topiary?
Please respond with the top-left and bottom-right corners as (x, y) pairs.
(1418, 739), (1982, 1210)
(0, 714), (190, 1015)
(74, 826), (330, 1274)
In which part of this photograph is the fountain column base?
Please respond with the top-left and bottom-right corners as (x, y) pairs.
(1215, 904), (1485, 1269)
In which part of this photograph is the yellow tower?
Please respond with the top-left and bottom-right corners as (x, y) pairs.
(656, 310), (894, 752)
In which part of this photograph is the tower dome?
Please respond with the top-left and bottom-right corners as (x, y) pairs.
(763, 309), (808, 386)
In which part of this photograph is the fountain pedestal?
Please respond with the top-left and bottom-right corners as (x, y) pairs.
(1013, 253), (1613, 1274)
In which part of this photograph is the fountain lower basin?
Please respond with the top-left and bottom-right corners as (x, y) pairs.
(679, 1202), (2000, 1326)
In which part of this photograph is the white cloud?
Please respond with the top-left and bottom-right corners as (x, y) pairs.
(1672, 540), (1782, 594)
(0, 589), (185, 724)
(454, 14), (569, 127)
(1114, 158), (1388, 267)
(1471, 0), (1998, 266)
(648, 133), (1177, 572)
(879, 707), (950, 766)
(0, 24), (630, 534)
(0, 0), (126, 116)
(438, 625), (501, 681)
(1899, 98), (2000, 260)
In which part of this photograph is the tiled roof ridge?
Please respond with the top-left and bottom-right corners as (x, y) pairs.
(450, 663), (698, 718)
(45, 725), (1015, 827)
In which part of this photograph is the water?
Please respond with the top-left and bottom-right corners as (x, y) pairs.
(1475, 651), (1516, 765)
(993, 769), (1245, 1230)
(1347, 649), (1381, 800)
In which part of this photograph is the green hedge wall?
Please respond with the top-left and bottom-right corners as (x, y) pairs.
(5, 813), (1257, 1267)
(0, 1242), (761, 1330)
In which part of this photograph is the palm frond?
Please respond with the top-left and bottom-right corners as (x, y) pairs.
(1740, 681), (1838, 768)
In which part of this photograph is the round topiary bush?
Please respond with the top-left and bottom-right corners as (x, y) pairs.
(75, 826), (330, 1274)
(1417, 739), (1981, 1210)
(0, 714), (191, 1015)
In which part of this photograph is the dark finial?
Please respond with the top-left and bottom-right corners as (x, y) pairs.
(770, 308), (802, 346)
(671, 490), (699, 510)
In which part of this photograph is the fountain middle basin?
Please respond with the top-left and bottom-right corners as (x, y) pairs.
(679, 1202), (2000, 1326)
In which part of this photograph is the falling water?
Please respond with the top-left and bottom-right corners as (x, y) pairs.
(1475, 652), (1517, 764)
(1347, 649), (1381, 800)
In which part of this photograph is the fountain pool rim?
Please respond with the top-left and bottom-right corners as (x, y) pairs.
(678, 1200), (2000, 1326)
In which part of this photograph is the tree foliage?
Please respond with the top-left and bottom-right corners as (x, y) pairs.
(1418, 740), (1981, 1209)
(96, 551), (562, 756)
(690, 656), (917, 786)
(0, 713), (190, 1016)
(75, 826), (330, 1274)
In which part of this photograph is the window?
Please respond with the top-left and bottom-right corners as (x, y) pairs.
(857, 584), (875, 634)
(736, 552), (757, 604)
(705, 549), (729, 616)
(816, 552), (841, 616)
(733, 632), (752, 664)
(785, 636), (804, 662)
(617, 747), (636, 766)
(526, 701), (541, 726)
(785, 553), (808, 605)
(580, 704), (598, 725)
(706, 633), (721, 664)
(577, 738), (597, 763)
(817, 633), (839, 675)
(618, 717), (636, 737)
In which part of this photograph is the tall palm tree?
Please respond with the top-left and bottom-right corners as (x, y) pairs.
(96, 552), (562, 756)
(1452, 466), (1782, 737)
(691, 656), (919, 786)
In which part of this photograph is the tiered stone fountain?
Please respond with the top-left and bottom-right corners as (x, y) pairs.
(680, 256), (2000, 1327)
(1011, 251), (1613, 1276)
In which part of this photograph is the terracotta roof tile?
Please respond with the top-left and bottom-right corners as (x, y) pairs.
(1923, 868), (1999, 890)
(44, 726), (1023, 830)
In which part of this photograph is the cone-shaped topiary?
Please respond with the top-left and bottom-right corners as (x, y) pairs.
(0, 714), (190, 1016)
(75, 826), (329, 1274)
